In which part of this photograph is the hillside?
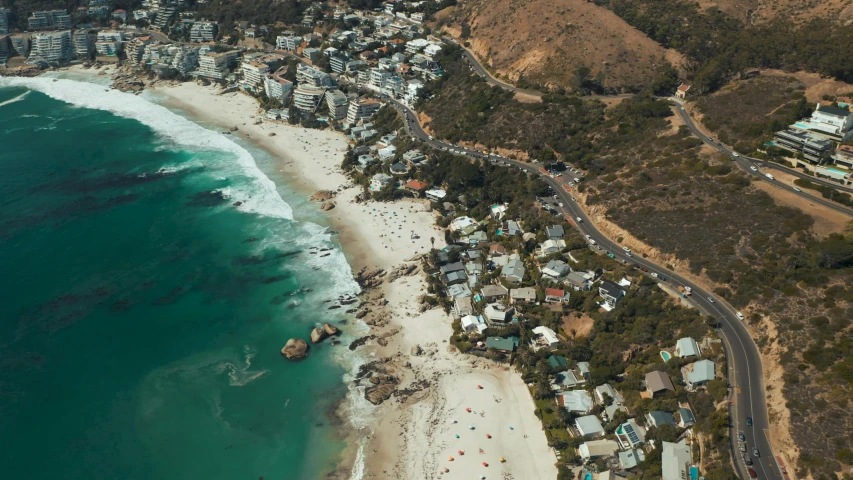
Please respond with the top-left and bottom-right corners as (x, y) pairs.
(434, 0), (683, 92)
(698, 0), (853, 24)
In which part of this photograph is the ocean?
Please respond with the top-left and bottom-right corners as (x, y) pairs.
(0, 77), (367, 479)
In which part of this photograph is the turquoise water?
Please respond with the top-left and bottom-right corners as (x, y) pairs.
(0, 79), (363, 479)
(660, 351), (672, 362)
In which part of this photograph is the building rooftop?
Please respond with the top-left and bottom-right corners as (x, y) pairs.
(645, 370), (675, 393)
(485, 336), (519, 352)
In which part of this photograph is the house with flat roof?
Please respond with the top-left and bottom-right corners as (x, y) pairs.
(532, 326), (559, 348)
(479, 284), (507, 303)
(452, 296), (474, 318)
(662, 440), (692, 480)
(684, 359), (716, 389)
(619, 449), (645, 470)
(578, 439), (619, 461)
(645, 370), (675, 397)
(461, 314), (486, 333)
(510, 287), (537, 304)
(615, 418), (646, 449)
(575, 415), (604, 439)
(483, 303), (513, 325)
(565, 271), (592, 291)
(599, 280), (625, 309)
(447, 283), (472, 299)
(425, 188), (446, 202)
(675, 337), (700, 358)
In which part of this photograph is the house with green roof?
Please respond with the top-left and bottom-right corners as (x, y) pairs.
(485, 336), (520, 353)
(548, 355), (568, 369)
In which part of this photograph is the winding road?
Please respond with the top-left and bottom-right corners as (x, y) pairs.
(389, 97), (785, 479)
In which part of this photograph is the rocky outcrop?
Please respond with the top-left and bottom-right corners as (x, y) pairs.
(365, 380), (397, 405)
(355, 266), (386, 289)
(323, 323), (339, 336)
(281, 338), (309, 360)
(320, 201), (336, 211)
(310, 190), (336, 202)
(310, 327), (328, 344)
(387, 262), (420, 283)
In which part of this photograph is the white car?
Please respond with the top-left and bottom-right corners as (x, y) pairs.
(750, 166), (757, 172)
(558, 202), (564, 207)
(733, 153), (740, 157)
(651, 272), (658, 278)
(585, 235), (592, 240)
(736, 312), (745, 320)
(576, 217), (583, 223)
(793, 187), (802, 192)
(622, 247), (631, 253)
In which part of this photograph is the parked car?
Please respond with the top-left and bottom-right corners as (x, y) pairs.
(708, 297), (715, 303)
(739, 443), (747, 452)
(738, 432), (746, 442)
(733, 152), (740, 157)
(750, 166), (757, 171)
(746, 417), (753, 426)
(743, 454), (753, 465)
(753, 448), (760, 457)
(747, 467), (758, 478)
(651, 272), (658, 278)
(576, 217), (583, 223)
(736, 312), (745, 320)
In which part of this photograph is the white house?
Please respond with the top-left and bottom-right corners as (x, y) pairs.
(425, 188), (446, 202)
(449, 216), (477, 233)
(594, 383), (624, 405)
(662, 440), (692, 480)
(808, 103), (853, 140)
(538, 239), (566, 256)
(378, 145), (397, 160)
(684, 359), (716, 388)
(575, 415), (604, 439)
(615, 419), (646, 449)
(369, 173), (393, 191)
(675, 337), (700, 358)
(542, 259), (570, 279)
(558, 390), (593, 413)
(461, 314), (486, 333)
(578, 439), (619, 461)
(532, 326), (559, 348)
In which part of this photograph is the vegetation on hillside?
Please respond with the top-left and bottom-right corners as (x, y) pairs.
(592, 0), (853, 93)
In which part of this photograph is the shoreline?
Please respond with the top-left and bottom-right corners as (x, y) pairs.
(133, 79), (558, 479)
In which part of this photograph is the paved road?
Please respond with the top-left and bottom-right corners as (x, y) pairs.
(453, 40), (852, 211)
(672, 105), (853, 216)
(390, 98), (784, 479)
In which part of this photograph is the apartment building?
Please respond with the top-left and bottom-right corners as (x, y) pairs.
(0, 7), (9, 35)
(124, 36), (151, 63)
(295, 64), (333, 87)
(195, 50), (238, 80)
(325, 89), (349, 120)
(275, 35), (301, 51)
(345, 97), (381, 125)
(28, 30), (72, 64)
(72, 29), (98, 59)
(28, 10), (72, 30)
(190, 21), (217, 43)
(773, 129), (834, 164)
(10, 34), (31, 57)
(95, 30), (125, 57)
(241, 61), (270, 89)
(264, 69), (293, 102)
(293, 84), (327, 112)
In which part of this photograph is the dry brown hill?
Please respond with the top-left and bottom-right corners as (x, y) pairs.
(435, 0), (684, 92)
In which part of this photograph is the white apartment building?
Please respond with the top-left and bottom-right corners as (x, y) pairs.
(275, 35), (301, 51)
(295, 63), (333, 87)
(28, 30), (72, 63)
(241, 61), (270, 89)
(196, 50), (238, 80)
(264, 70), (293, 102)
(123, 36), (151, 63)
(325, 89), (349, 120)
(345, 97), (381, 125)
(95, 30), (125, 57)
(369, 69), (390, 89)
(293, 85), (327, 112)
(169, 45), (199, 74)
(190, 21), (217, 43)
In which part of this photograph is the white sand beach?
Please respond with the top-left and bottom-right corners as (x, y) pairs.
(150, 81), (558, 479)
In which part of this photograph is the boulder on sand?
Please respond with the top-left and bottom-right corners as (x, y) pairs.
(310, 327), (328, 344)
(281, 338), (309, 360)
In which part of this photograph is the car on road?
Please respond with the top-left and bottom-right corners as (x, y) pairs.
(743, 454), (753, 465)
(626, 252), (633, 257)
(752, 448), (759, 457)
(750, 166), (757, 171)
(708, 296), (715, 303)
(607, 253), (615, 259)
(651, 272), (658, 278)
(658, 275), (667, 281)
(641, 267), (648, 272)
(739, 443), (747, 452)
(746, 417), (753, 426)
(576, 217), (583, 223)
(737, 312), (745, 320)
(558, 202), (564, 207)
(622, 247), (631, 253)
(733, 152), (739, 157)
(738, 432), (746, 442)
(747, 467), (758, 478)
(793, 187), (802, 192)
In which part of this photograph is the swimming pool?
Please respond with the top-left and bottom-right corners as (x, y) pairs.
(660, 351), (672, 362)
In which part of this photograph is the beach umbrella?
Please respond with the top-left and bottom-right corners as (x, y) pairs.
(509, 426), (514, 430)
(477, 385), (483, 389)
(448, 456), (454, 461)
(466, 408), (472, 413)
(482, 462), (488, 467)
(469, 425), (475, 430)
(485, 434), (492, 439)
(499, 458), (506, 463)
(451, 419), (457, 424)
(454, 434), (460, 438)
(458, 450), (464, 455)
